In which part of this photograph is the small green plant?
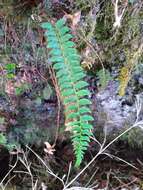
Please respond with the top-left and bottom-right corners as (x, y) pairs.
(5, 63), (16, 79)
(41, 18), (94, 167)
(0, 117), (5, 125)
(0, 133), (15, 150)
(15, 83), (31, 95)
(97, 69), (112, 89)
(0, 133), (7, 145)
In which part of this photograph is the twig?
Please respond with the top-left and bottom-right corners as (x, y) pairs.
(49, 66), (61, 146)
(26, 145), (65, 188)
(113, 0), (127, 28)
(1, 175), (16, 190)
(103, 152), (138, 170)
(85, 167), (99, 188)
(0, 155), (18, 189)
(65, 162), (72, 185)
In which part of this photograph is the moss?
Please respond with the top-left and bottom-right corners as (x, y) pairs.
(94, 1), (143, 63)
(74, 0), (96, 12)
(121, 128), (143, 148)
(95, 1), (113, 42)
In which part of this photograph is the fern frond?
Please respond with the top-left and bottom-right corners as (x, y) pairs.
(41, 18), (94, 167)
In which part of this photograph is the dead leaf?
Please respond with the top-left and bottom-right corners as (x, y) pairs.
(72, 11), (81, 28)
(5, 81), (15, 95)
(64, 11), (81, 32)
(44, 142), (55, 155)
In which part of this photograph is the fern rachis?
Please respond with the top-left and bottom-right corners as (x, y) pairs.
(41, 18), (94, 166)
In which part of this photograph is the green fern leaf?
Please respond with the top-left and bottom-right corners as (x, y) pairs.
(67, 112), (79, 119)
(41, 18), (94, 167)
(66, 105), (78, 112)
(77, 89), (90, 97)
(81, 115), (94, 121)
(64, 96), (78, 104)
(79, 99), (92, 105)
(75, 81), (88, 90)
(55, 18), (66, 28)
(79, 107), (91, 114)
(62, 89), (75, 96)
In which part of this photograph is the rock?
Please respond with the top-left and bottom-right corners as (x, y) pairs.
(8, 94), (61, 146)
(95, 80), (143, 136)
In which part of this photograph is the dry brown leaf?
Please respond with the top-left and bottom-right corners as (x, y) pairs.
(44, 142), (55, 155)
(65, 125), (72, 132)
(5, 81), (15, 95)
(64, 11), (81, 32)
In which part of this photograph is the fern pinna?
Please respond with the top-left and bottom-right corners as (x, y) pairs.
(41, 18), (94, 167)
